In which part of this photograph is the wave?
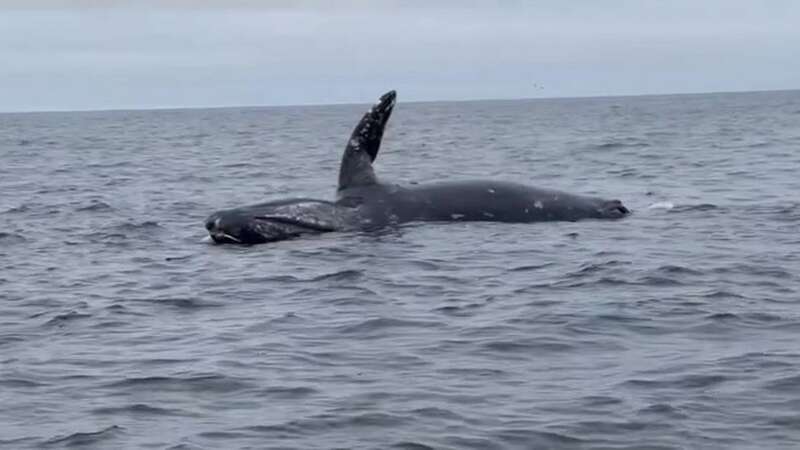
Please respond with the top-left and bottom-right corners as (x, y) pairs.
(765, 202), (800, 222)
(0, 378), (48, 388)
(309, 269), (363, 282)
(481, 337), (575, 353)
(508, 262), (556, 272)
(76, 201), (114, 212)
(43, 425), (123, 447)
(434, 302), (489, 316)
(257, 385), (318, 399)
(668, 203), (721, 213)
(243, 269), (364, 283)
(129, 297), (225, 309)
(489, 428), (585, 447)
(239, 412), (411, 435)
(2, 204), (31, 214)
(91, 403), (193, 417)
(700, 290), (747, 299)
(624, 374), (728, 389)
(711, 264), (793, 278)
(43, 311), (92, 327)
(638, 403), (689, 419)
(104, 373), (255, 393)
(391, 442), (436, 450)
(763, 374), (800, 392)
(567, 259), (631, 277)
(590, 137), (651, 150)
(705, 312), (783, 324)
(655, 264), (703, 275)
(646, 201), (674, 210)
(339, 317), (444, 335)
(109, 220), (162, 232)
(0, 232), (26, 243)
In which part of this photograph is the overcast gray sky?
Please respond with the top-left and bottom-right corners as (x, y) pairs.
(1, 1), (798, 112)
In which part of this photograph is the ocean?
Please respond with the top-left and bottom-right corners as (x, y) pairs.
(1, 89), (799, 449)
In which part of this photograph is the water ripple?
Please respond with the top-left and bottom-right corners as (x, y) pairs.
(90, 403), (194, 417)
(624, 374), (729, 390)
(104, 374), (256, 393)
(339, 317), (445, 335)
(43, 425), (124, 448)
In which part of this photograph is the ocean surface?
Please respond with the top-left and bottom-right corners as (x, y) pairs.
(1, 89), (800, 449)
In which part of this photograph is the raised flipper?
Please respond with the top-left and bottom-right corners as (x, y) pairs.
(337, 90), (396, 191)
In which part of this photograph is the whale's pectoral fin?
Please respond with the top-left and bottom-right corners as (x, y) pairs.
(337, 90), (396, 191)
(256, 214), (338, 233)
(246, 214), (338, 242)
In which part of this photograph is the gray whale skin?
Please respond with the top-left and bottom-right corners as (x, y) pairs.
(204, 90), (630, 245)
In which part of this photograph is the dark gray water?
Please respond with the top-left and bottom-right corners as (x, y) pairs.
(2, 90), (800, 449)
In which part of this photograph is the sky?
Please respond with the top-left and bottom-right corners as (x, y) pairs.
(1, 1), (798, 112)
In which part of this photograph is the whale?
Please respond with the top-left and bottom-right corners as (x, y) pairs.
(204, 90), (630, 244)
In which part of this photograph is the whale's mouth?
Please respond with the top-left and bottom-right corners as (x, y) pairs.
(601, 200), (631, 218)
(210, 232), (242, 244)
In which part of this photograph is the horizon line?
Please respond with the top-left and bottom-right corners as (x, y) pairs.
(1, 87), (797, 115)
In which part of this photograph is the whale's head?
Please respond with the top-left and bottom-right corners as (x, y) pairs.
(204, 199), (340, 245)
(598, 199), (631, 218)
